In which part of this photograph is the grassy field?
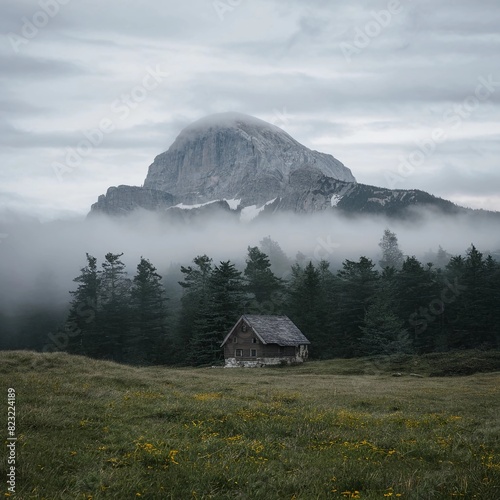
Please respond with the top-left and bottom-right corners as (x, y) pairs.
(1, 350), (500, 499)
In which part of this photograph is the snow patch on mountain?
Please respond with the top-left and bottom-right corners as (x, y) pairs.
(173, 200), (217, 210)
(224, 199), (241, 210)
(330, 194), (343, 207)
(240, 198), (277, 223)
(368, 197), (389, 206)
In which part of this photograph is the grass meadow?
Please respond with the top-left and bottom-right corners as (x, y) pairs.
(1, 350), (499, 499)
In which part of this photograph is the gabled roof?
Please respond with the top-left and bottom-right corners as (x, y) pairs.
(221, 315), (310, 347)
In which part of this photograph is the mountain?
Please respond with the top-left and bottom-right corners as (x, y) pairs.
(91, 186), (175, 216)
(143, 112), (355, 207)
(89, 112), (496, 220)
(262, 166), (463, 216)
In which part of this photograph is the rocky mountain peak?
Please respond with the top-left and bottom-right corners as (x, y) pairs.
(143, 112), (355, 205)
(180, 112), (281, 133)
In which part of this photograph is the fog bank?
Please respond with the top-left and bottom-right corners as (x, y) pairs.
(0, 208), (499, 312)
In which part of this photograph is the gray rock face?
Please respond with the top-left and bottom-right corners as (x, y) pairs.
(143, 112), (355, 206)
(267, 167), (355, 213)
(164, 200), (238, 224)
(89, 185), (175, 216)
(263, 170), (463, 218)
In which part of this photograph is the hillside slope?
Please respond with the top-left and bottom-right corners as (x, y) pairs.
(2, 350), (499, 498)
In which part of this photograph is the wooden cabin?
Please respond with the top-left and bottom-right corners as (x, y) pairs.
(221, 315), (310, 367)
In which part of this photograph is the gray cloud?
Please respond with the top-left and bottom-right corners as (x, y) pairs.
(0, 53), (88, 80)
(0, 97), (46, 115)
(1, 209), (499, 313)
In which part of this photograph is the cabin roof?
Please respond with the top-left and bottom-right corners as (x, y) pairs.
(221, 315), (310, 347)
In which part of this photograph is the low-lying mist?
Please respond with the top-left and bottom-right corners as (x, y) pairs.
(1, 207), (499, 314)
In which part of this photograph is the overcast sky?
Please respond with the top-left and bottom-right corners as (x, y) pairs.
(1, 0), (499, 221)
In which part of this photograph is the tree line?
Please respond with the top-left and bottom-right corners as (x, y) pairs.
(58, 231), (500, 365)
(64, 253), (169, 364)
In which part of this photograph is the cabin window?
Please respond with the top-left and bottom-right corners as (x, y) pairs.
(251, 349), (257, 357)
(235, 349), (243, 357)
(252, 338), (257, 344)
(233, 337), (237, 343)
(241, 324), (247, 332)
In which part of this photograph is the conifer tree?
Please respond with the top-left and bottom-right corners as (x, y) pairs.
(286, 261), (331, 357)
(360, 271), (412, 356)
(435, 245), (452, 269)
(483, 255), (500, 348)
(335, 257), (379, 356)
(66, 253), (101, 356)
(244, 246), (283, 313)
(316, 260), (340, 358)
(130, 257), (169, 364)
(189, 260), (244, 365)
(379, 229), (404, 270)
(259, 236), (291, 276)
(99, 252), (131, 361)
(178, 255), (213, 354)
(398, 256), (441, 352)
(456, 245), (488, 347)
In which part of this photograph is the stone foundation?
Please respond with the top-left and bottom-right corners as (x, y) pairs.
(224, 357), (305, 368)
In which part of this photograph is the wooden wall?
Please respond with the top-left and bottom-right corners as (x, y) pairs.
(223, 318), (300, 360)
